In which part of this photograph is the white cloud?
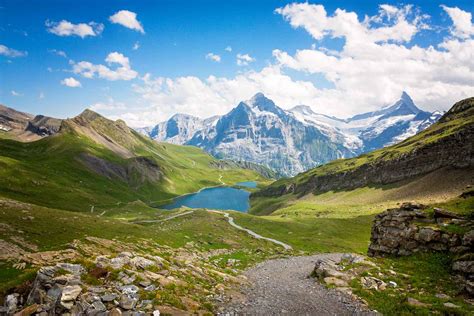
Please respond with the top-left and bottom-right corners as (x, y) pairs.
(48, 49), (67, 58)
(275, 3), (428, 44)
(109, 10), (144, 33)
(61, 77), (82, 88)
(236, 53), (255, 66)
(441, 5), (474, 39)
(106, 4), (473, 127)
(225, 46), (232, 52)
(205, 53), (221, 62)
(133, 41), (140, 50)
(0, 44), (27, 57)
(105, 52), (130, 67)
(39, 92), (45, 99)
(89, 97), (126, 111)
(72, 52), (138, 81)
(269, 3), (474, 115)
(11, 90), (22, 96)
(46, 20), (104, 38)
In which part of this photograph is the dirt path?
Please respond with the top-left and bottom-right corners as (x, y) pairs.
(133, 210), (195, 223)
(218, 254), (374, 315)
(209, 210), (292, 250)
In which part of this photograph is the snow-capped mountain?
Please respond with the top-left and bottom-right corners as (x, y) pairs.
(288, 92), (443, 153)
(139, 92), (442, 177)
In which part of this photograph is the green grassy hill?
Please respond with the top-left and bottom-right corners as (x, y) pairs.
(0, 109), (267, 212)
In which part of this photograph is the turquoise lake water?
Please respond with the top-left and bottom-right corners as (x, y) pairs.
(162, 181), (257, 212)
(236, 181), (258, 188)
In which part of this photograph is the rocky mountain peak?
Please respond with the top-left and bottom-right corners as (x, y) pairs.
(246, 93), (281, 115)
(290, 105), (315, 116)
(384, 91), (421, 116)
(170, 113), (200, 121)
(78, 109), (103, 122)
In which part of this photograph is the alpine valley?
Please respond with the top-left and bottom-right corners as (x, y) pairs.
(139, 92), (442, 176)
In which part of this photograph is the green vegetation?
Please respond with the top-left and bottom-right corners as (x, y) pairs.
(0, 111), (268, 213)
(352, 253), (473, 315)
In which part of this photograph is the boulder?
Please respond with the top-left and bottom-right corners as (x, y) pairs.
(462, 230), (474, 247)
(109, 307), (123, 316)
(5, 294), (19, 313)
(119, 295), (137, 310)
(323, 277), (348, 287)
(130, 256), (155, 270)
(417, 228), (440, 243)
(12, 304), (38, 316)
(60, 285), (82, 309)
(407, 297), (430, 307)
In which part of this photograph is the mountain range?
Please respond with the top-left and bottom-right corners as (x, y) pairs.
(138, 92), (442, 176)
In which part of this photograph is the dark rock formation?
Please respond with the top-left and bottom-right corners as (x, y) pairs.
(25, 115), (62, 136)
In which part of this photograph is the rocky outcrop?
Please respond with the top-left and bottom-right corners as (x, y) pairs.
(368, 202), (473, 296)
(1, 237), (248, 315)
(25, 115), (62, 137)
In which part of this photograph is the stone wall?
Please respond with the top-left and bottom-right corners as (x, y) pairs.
(367, 202), (473, 296)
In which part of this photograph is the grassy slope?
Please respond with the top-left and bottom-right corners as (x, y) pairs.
(0, 117), (267, 212)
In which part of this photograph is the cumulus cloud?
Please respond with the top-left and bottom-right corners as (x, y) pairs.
(275, 3), (428, 44)
(205, 52), (221, 62)
(109, 10), (145, 33)
(72, 52), (138, 81)
(11, 90), (22, 96)
(46, 20), (103, 38)
(441, 5), (474, 39)
(269, 3), (474, 115)
(225, 46), (232, 52)
(61, 77), (82, 88)
(107, 4), (473, 127)
(236, 53), (255, 66)
(133, 41), (140, 50)
(0, 44), (27, 57)
(89, 97), (126, 111)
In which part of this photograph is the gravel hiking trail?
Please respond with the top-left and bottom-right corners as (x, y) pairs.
(218, 254), (374, 315)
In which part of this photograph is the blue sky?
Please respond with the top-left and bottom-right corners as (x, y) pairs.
(0, 0), (473, 126)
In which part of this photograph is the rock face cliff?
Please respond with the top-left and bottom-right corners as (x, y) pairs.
(253, 97), (474, 198)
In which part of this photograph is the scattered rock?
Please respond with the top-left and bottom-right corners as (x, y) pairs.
(119, 295), (138, 310)
(12, 304), (38, 316)
(323, 277), (348, 287)
(443, 302), (460, 308)
(435, 293), (451, 300)
(407, 297), (430, 307)
(60, 285), (82, 309)
(109, 307), (123, 316)
(5, 293), (19, 313)
(360, 277), (386, 291)
(130, 256), (155, 270)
